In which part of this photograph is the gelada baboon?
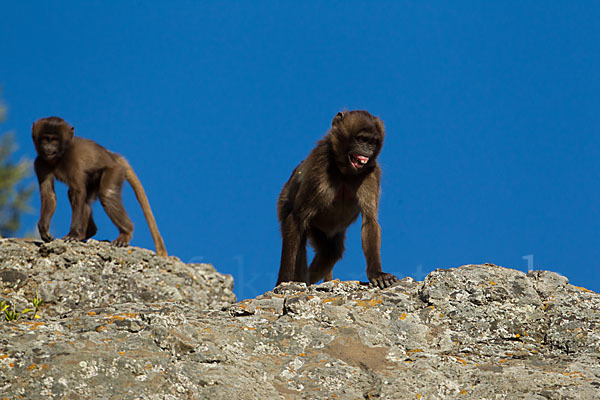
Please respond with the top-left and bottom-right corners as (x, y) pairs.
(276, 110), (398, 288)
(32, 116), (167, 257)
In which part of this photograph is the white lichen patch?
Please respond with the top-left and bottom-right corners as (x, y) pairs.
(78, 360), (99, 379)
(280, 357), (305, 379)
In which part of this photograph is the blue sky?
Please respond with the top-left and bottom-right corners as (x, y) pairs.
(1, 2), (598, 300)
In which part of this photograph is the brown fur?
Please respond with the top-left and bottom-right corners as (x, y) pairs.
(32, 116), (167, 257)
(276, 110), (398, 288)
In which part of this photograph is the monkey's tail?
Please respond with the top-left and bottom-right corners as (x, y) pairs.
(120, 158), (168, 258)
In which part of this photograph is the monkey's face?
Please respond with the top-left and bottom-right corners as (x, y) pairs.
(347, 132), (381, 172)
(36, 134), (63, 161)
(330, 110), (384, 175)
(32, 117), (74, 163)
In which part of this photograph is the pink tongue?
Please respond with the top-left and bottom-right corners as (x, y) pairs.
(356, 155), (369, 162)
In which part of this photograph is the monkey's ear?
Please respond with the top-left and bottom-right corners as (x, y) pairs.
(332, 111), (345, 127)
(375, 118), (385, 135)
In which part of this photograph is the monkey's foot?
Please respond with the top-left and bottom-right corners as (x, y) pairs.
(112, 233), (132, 248)
(368, 272), (399, 289)
(63, 233), (84, 242)
(39, 231), (54, 242)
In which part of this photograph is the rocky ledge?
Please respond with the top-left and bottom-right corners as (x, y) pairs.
(1, 240), (599, 399)
(0, 238), (236, 317)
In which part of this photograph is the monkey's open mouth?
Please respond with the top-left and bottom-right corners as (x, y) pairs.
(349, 153), (369, 169)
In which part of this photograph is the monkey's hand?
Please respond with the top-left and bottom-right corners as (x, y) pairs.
(39, 230), (54, 242)
(368, 272), (399, 289)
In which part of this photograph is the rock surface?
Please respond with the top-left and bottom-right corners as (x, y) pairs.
(1, 241), (599, 399)
(0, 238), (235, 317)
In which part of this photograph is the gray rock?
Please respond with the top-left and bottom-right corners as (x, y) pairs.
(0, 238), (235, 316)
(1, 244), (599, 399)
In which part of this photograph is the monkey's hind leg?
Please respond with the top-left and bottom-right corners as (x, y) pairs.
(83, 190), (98, 240)
(84, 211), (98, 240)
(277, 214), (306, 285)
(308, 231), (345, 285)
(64, 189), (93, 242)
(98, 169), (134, 247)
(294, 235), (309, 283)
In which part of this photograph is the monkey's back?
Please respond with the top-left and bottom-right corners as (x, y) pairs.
(53, 137), (124, 184)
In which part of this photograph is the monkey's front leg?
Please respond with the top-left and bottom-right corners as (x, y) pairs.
(38, 184), (57, 242)
(362, 216), (398, 288)
(64, 187), (90, 241)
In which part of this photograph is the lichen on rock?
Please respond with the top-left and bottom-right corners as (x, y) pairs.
(1, 242), (599, 399)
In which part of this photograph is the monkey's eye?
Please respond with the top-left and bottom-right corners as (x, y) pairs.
(357, 136), (378, 146)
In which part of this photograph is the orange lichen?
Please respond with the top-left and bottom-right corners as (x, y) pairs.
(23, 321), (46, 330)
(323, 297), (340, 303)
(104, 313), (137, 322)
(573, 286), (592, 293)
(354, 298), (383, 308)
(454, 357), (467, 366)
(563, 371), (585, 379)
